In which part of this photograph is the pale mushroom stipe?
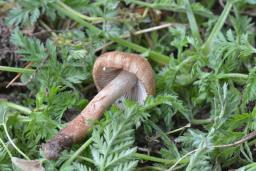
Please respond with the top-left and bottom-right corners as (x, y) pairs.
(42, 51), (155, 160)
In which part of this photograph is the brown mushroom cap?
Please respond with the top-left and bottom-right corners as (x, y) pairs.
(93, 51), (155, 104)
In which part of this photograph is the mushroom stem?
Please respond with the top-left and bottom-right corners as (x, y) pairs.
(42, 71), (138, 159)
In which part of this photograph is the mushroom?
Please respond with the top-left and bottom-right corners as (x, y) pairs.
(42, 51), (155, 160)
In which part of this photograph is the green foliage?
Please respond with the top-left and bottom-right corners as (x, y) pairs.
(169, 25), (188, 58)
(90, 103), (144, 171)
(11, 30), (93, 90)
(6, 0), (57, 26)
(64, 162), (92, 171)
(187, 151), (212, 171)
(209, 30), (256, 72)
(243, 68), (256, 104)
(10, 30), (47, 62)
(1, 0), (256, 170)
(144, 94), (190, 119)
(71, 163), (92, 171)
(237, 162), (256, 171)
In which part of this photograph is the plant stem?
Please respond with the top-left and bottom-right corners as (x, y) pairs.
(0, 137), (12, 158)
(132, 23), (181, 36)
(131, 0), (214, 18)
(133, 153), (188, 165)
(185, 147), (204, 171)
(167, 131), (256, 170)
(0, 66), (34, 74)
(176, 56), (196, 70)
(248, 137), (256, 146)
(63, 142), (188, 167)
(184, 0), (202, 45)
(53, 2), (170, 64)
(96, 23), (181, 52)
(217, 73), (248, 79)
(78, 156), (94, 164)
(213, 131), (256, 148)
(3, 124), (30, 160)
(129, 0), (153, 8)
(39, 21), (58, 38)
(0, 100), (32, 114)
(166, 123), (191, 135)
(110, 37), (170, 64)
(191, 118), (212, 125)
(57, 1), (104, 22)
(203, 1), (233, 52)
(169, 56), (196, 86)
(133, 153), (171, 164)
(61, 137), (93, 168)
(17, 116), (31, 122)
(6, 62), (33, 88)
(136, 166), (165, 171)
(74, 155), (95, 164)
(167, 148), (199, 171)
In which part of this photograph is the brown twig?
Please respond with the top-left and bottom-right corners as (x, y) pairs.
(219, 0), (225, 8)
(214, 131), (256, 148)
(168, 131), (256, 171)
(6, 21), (56, 88)
(6, 62), (33, 88)
(22, 56), (48, 85)
(3, 82), (26, 87)
(96, 22), (184, 52)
